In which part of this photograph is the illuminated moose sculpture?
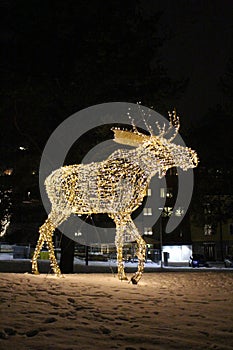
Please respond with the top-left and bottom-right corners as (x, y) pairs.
(32, 111), (198, 283)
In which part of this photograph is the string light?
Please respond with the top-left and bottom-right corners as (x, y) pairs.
(32, 110), (198, 283)
(0, 214), (11, 238)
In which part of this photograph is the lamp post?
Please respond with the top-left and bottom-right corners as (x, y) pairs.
(217, 194), (224, 261)
(159, 208), (163, 269)
(160, 217), (163, 269)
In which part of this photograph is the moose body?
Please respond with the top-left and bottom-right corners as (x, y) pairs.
(32, 112), (198, 283)
(48, 149), (152, 215)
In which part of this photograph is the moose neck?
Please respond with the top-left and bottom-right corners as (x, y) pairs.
(133, 141), (171, 179)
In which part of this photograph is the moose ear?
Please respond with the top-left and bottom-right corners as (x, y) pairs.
(112, 128), (149, 147)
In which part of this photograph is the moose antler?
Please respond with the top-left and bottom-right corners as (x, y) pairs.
(112, 128), (150, 147)
(167, 109), (180, 140)
(156, 109), (180, 141)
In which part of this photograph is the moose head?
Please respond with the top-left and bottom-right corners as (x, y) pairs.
(112, 109), (198, 178)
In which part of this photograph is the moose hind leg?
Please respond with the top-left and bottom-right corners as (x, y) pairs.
(32, 223), (47, 274)
(124, 217), (146, 284)
(114, 217), (128, 281)
(46, 210), (71, 276)
(45, 228), (61, 276)
(116, 240), (128, 281)
(44, 213), (61, 276)
(131, 235), (146, 284)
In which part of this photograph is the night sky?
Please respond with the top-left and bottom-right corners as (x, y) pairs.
(0, 0), (233, 150)
(154, 0), (233, 121)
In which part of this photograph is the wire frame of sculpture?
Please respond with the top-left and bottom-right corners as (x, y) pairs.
(32, 111), (198, 284)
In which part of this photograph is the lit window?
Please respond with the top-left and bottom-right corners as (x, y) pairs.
(168, 168), (178, 176)
(166, 190), (173, 198)
(143, 208), (152, 216)
(175, 207), (184, 217)
(147, 188), (152, 196)
(4, 169), (13, 176)
(144, 227), (153, 235)
(162, 207), (173, 217)
(204, 203), (212, 215)
(101, 245), (109, 254)
(124, 234), (132, 242)
(204, 224), (213, 236)
(75, 231), (82, 237)
(160, 187), (173, 198)
(160, 188), (166, 198)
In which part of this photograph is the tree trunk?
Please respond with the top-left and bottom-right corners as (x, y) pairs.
(59, 235), (75, 273)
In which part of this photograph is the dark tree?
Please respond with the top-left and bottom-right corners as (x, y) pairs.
(188, 30), (233, 260)
(1, 0), (187, 272)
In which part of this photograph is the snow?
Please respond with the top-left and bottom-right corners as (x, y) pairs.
(0, 272), (233, 349)
(0, 253), (14, 260)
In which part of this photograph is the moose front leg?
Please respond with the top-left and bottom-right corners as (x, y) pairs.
(115, 228), (128, 281)
(123, 216), (146, 284)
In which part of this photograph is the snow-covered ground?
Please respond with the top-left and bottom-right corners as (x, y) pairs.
(0, 253), (15, 260)
(0, 272), (232, 350)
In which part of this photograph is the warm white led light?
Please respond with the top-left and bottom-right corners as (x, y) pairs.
(32, 110), (198, 283)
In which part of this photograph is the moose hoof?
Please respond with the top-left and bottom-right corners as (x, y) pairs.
(131, 277), (138, 285)
(120, 276), (128, 281)
(55, 273), (62, 278)
(118, 275), (128, 281)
